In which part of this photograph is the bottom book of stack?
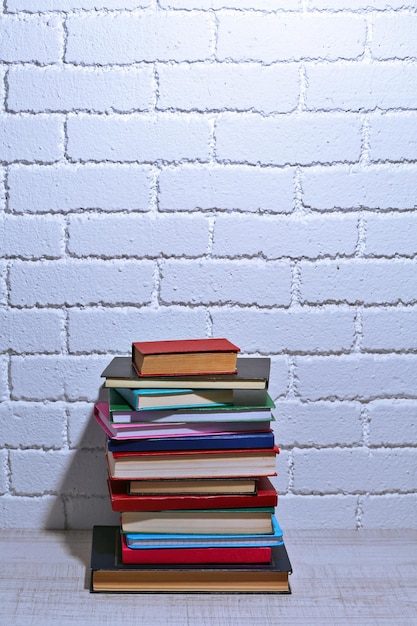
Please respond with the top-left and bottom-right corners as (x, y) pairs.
(90, 525), (292, 593)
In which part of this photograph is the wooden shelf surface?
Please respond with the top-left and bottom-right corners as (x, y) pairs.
(1, 528), (416, 625)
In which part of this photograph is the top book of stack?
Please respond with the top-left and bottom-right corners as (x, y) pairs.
(131, 338), (240, 377)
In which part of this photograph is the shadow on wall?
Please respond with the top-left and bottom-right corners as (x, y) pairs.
(44, 388), (119, 576)
(45, 386), (119, 533)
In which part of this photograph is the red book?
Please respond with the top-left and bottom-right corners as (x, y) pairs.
(121, 534), (272, 565)
(132, 338), (240, 377)
(107, 476), (278, 512)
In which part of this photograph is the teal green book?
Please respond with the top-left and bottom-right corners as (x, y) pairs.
(108, 388), (274, 424)
(115, 386), (274, 413)
(115, 386), (234, 411)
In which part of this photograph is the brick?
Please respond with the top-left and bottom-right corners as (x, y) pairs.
(8, 1), (150, 9)
(296, 354), (417, 401)
(68, 213), (209, 258)
(0, 495), (65, 529)
(0, 260), (7, 305)
(365, 213), (417, 257)
(0, 309), (63, 353)
(60, 450), (109, 497)
(159, 164), (295, 213)
(0, 15), (62, 63)
(9, 259), (154, 307)
(0, 114), (63, 163)
(368, 399), (417, 447)
(66, 496), (120, 530)
(362, 307), (417, 352)
(306, 63), (417, 111)
(10, 449), (107, 496)
(10, 355), (111, 401)
(371, 14), (417, 60)
(160, 0), (301, 7)
(361, 494), (417, 529)
(300, 259), (417, 305)
(210, 306), (355, 353)
(67, 307), (208, 353)
(0, 169), (4, 210)
(10, 449), (72, 495)
(310, 0), (417, 8)
(302, 164), (417, 211)
(66, 12), (212, 64)
(0, 402), (65, 449)
(8, 66), (154, 114)
(270, 449), (290, 494)
(0, 450), (7, 494)
(157, 63), (299, 114)
(0, 68), (5, 111)
(267, 357), (289, 400)
(217, 13), (366, 62)
(370, 112), (417, 163)
(66, 114), (211, 163)
(212, 213), (358, 259)
(277, 494), (358, 530)
(0, 214), (63, 258)
(215, 113), (362, 166)
(0, 356), (7, 402)
(293, 447), (417, 493)
(160, 259), (292, 306)
(274, 400), (363, 447)
(8, 164), (152, 214)
(67, 402), (106, 450)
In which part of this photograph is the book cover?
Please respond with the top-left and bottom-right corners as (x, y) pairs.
(94, 402), (273, 441)
(90, 525), (292, 593)
(115, 386), (234, 411)
(102, 356), (270, 390)
(121, 534), (272, 565)
(106, 431), (276, 453)
(121, 508), (275, 534)
(108, 388), (274, 424)
(106, 445), (279, 480)
(132, 338), (240, 377)
(107, 476), (278, 511)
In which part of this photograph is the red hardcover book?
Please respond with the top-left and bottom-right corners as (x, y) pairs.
(106, 445), (279, 480)
(132, 338), (240, 377)
(107, 476), (278, 512)
(121, 533), (272, 565)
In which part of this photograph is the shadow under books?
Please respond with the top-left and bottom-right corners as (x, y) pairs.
(45, 388), (118, 573)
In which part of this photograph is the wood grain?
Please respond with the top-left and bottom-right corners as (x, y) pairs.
(1, 529), (416, 625)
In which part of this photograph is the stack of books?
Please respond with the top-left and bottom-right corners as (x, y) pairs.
(90, 338), (292, 593)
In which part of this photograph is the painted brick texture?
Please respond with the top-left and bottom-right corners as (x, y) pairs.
(0, 1), (416, 531)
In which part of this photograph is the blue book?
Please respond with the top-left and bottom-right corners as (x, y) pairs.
(124, 516), (284, 549)
(106, 430), (275, 453)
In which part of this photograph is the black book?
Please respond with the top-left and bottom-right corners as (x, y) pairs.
(101, 356), (270, 390)
(90, 525), (292, 593)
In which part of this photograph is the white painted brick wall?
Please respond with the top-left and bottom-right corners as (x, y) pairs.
(159, 165), (295, 212)
(1, 1), (416, 530)
(9, 164), (153, 213)
(66, 114), (212, 162)
(8, 66), (155, 113)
